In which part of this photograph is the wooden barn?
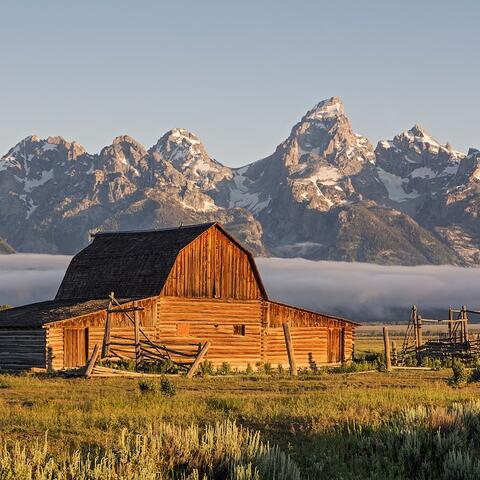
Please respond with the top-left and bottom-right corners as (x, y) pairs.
(0, 223), (358, 373)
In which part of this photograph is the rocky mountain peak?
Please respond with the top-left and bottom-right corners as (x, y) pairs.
(1, 97), (477, 267)
(375, 125), (465, 210)
(98, 136), (148, 177)
(281, 96), (374, 175)
(151, 128), (202, 159)
(408, 124), (429, 137)
(229, 97), (377, 222)
(454, 148), (480, 187)
(150, 128), (231, 190)
(303, 96), (345, 122)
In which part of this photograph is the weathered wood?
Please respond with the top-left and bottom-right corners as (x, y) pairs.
(162, 226), (263, 300)
(391, 340), (397, 365)
(101, 298), (113, 358)
(462, 305), (469, 342)
(416, 315), (423, 348)
(84, 344), (100, 378)
(186, 342), (210, 378)
(383, 327), (392, 372)
(134, 301), (141, 368)
(282, 323), (297, 376)
(107, 307), (145, 314)
(393, 366), (431, 371)
(448, 306), (453, 340)
(10, 225), (358, 373)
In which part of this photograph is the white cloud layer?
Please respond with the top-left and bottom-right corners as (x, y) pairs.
(256, 258), (480, 322)
(1, 255), (480, 322)
(0, 254), (71, 306)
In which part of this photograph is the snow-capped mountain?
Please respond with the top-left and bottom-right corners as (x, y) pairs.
(0, 97), (477, 265)
(375, 125), (465, 215)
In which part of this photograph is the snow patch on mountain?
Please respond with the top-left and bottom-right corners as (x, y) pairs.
(229, 168), (271, 213)
(377, 167), (419, 201)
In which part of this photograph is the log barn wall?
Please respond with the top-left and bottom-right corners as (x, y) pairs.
(162, 227), (263, 300)
(44, 298), (158, 370)
(157, 297), (263, 368)
(0, 329), (46, 371)
(265, 302), (355, 368)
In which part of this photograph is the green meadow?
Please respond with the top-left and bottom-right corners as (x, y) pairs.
(1, 355), (480, 479)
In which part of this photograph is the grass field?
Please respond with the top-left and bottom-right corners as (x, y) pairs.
(1, 358), (480, 479)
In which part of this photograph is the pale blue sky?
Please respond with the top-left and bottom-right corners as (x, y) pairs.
(1, 1), (478, 167)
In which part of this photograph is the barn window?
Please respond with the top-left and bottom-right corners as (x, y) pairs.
(177, 324), (190, 336)
(233, 324), (246, 336)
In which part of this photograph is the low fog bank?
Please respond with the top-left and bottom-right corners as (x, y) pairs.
(256, 258), (480, 322)
(1, 255), (480, 323)
(0, 254), (71, 306)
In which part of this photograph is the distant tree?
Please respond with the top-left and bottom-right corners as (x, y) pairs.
(0, 305), (11, 311)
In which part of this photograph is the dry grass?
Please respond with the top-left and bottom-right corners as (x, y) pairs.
(0, 369), (480, 478)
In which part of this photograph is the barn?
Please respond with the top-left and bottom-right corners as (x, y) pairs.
(0, 223), (358, 373)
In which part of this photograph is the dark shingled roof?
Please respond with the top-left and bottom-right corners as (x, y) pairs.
(55, 223), (216, 301)
(0, 298), (126, 328)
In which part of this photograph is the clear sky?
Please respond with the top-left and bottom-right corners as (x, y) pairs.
(1, 0), (478, 167)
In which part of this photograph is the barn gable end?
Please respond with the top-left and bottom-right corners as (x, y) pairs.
(162, 224), (265, 300)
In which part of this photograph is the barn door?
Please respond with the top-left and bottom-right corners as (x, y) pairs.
(328, 328), (343, 363)
(64, 328), (89, 368)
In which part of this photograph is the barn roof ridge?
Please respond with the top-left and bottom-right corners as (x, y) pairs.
(91, 222), (218, 237)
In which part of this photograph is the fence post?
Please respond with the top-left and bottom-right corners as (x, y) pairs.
(282, 323), (297, 377)
(134, 301), (141, 369)
(383, 327), (392, 372)
(448, 306), (453, 340)
(391, 340), (397, 366)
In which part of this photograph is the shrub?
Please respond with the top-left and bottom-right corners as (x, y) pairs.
(0, 376), (11, 389)
(138, 378), (157, 394)
(245, 363), (254, 375)
(469, 362), (480, 383)
(263, 362), (273, 375)
(160, 376), (176, 397)
(200, 359), (215, 376)
(0, 421), (301, 479)
(450, 360), (469, 387)
(277, 364), (284, 375)
(217, 362), (232, 376)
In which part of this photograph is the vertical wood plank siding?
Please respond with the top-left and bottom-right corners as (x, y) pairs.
(0, 330), (46, 371)
(162, 228), (262, 299)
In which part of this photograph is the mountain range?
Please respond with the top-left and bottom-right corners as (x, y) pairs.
(1, 96), (479, 265)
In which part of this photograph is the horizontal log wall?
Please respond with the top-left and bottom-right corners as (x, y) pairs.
(265, 326), (329, 367)
(265, 301), (355, 367)
(162, 227), (262, 300)
(158, 297), (263, 368)
(45, 298), (158, 370)
(0, 329), (46, 371)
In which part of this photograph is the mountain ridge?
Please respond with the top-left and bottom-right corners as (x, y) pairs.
(0, 97), (477, 265)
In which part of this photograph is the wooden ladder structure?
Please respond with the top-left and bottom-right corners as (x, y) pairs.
(397, 305), (480, 365)
(84, 292), (209, 378)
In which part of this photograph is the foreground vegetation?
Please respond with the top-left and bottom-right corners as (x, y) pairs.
(0, 364), (480, 479)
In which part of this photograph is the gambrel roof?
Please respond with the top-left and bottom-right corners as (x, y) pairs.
(0, 223), (357, 328)
(55, 222), (266, 301)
